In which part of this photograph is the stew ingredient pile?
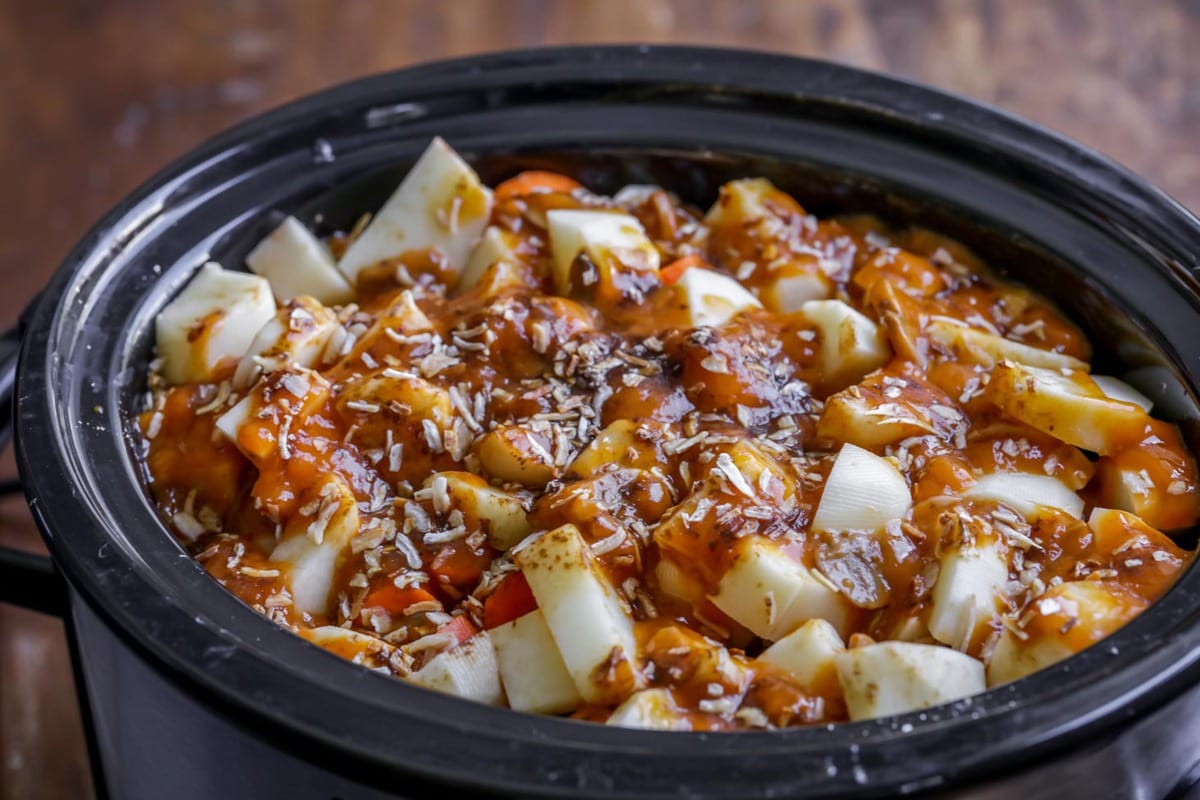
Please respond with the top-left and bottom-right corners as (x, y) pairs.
(138, 138), (1199, 729)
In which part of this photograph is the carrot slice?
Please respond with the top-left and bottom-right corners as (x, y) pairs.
(428, 543), (492, 590)
(483, 572), (538, 630)
(495, 170), (583, 201)
(660, 254), (704, 285)
(361, 583), (438, 616)
(439, 614), (480, 645)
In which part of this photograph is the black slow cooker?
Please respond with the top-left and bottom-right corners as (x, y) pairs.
(3, 46), (1200, 800)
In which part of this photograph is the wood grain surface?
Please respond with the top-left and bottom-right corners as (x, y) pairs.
(2, 1), (1198, 797)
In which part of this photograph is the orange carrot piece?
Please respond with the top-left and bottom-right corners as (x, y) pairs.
(660, 254), (704, 285)
(361, 583), (438, 616)
(483, 572), (538, 630)
(494, 170), (583, 201)
(428, 543), (492, 590)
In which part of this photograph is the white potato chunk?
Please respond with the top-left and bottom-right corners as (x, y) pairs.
(232, 297), (340, 389)
(270, 477), (359, 615)
(215, 367), (330, 462)
(759, 265), (833, 313)
(246, 216), (355, 305)
(512, 524), (642, 704)
(675, 267), (763, 328)
(337, 138), (493, 282)
(926, 319), (1087, 371)
(155, 262), (276, 385)
(709, 537), (853, 640)
(302, 626), (397, 668)
(835, 641), (986, 721)
(986, 581), (1143, 686)
(458, 225), (524, 292)
(812, 444), (912, 533)
(490, 610), (582, 714)
(425, 472), (531, 551)
(758, 619), (845, 690)
(927, 540), (1008, 651)
(545, 209), (660, 295)
(568, 420), (667, 478)
(799, 299), (890, 390)
(962, 472), (1083, 519)
(409, 633), (505, 705)
(606, 689), (688, 731)
(983, 362), (1150, 455)
(475, 425), (557, 488)
(1092, 375), (1153, 412)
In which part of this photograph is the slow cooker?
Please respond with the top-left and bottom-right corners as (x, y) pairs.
(2, 46), (1200, 799)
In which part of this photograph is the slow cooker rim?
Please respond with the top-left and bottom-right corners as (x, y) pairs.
(16, 44), (1200, 798)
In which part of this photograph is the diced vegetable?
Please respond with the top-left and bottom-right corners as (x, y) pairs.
(811, 444), (912, 533)
(568, 420), (667, 478)
(362, 583), (438, 616)
(675, 267), (763, 328)
(483, 572), (538, 630)
(926, 319), (1087, 371)
(759, 263), (834, 313)
(961, 472), (1083, 519)
(660, 254), (704, 285)
(1092, 375), (1153, 412)
(246, 216), (355, 305)
(269, 476), (360, 615)
(799, 299), (890, 391)
(155, 263), (276, 384)
(835, 641), (986, 720)
(758, 619), (845, 691)
(709, 537), (853, 640)
(494, 170), (582, 202)
(409, 632), (505, 705)
(337, 138), (493, 283)
(545, 209), (660, 295)
(490, 609), (582, 714)
(606, 689), (688, 731)
(927, 539), (1008, 651)
(232, 297), (339, 388)
(512, 524), (643, 704)
(425, 472), (532, 551)
(983, 362), (1149, 455)
(475, 425), (557, 488)
(458, 226), (524, 292)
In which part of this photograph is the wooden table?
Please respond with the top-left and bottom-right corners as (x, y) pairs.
(3, 1), (1198, 796)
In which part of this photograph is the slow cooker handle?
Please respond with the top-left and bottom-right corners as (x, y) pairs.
(0, 322), (67, 617)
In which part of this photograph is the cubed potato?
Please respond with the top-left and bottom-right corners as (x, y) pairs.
(337, 138), (493, 283)
(1093, 436), (1200, 532)
(476, 425), (557, 488)
(961, 472), (1083, 519)
(759, 263), (834, 313)
(425, 472), (531, 551)
(835, 641), (986, 720)
(490, 609), (583, 715)
(811, 444), (912, 533)
(709, 537), (853, 640)
(246, 216), (355, 305)
(986, 581), (1146, 686)
(983, 361), (1150, 455)
(270, 476), (360, 615)
(1092, 375), (1153, 412)
(704, 178), (802, 227)
(215, 367), (331, 464)
(605, 689), (688, 731)
(817, 371), (962, 449)
(512, 524), (643, 704)
(545, 209), (660, 295)
(409, 632), (505, 705)
(568, 419), (668, 478)
(458, 225), (525, 292)
(302, 626), (397, 669)
(156, 263), (276, 384)
(926, 319), (1087, 371)
(232, 297), (340, 388)
(701, 439), (797, 505)
(674, 267), (763, 328)
(1086, 507), (1187, 599)
(927, 539), (1008, 651)
(337, 372), (453, 427)
(799, 299), (890, 391)
(758, 619), (845, 692)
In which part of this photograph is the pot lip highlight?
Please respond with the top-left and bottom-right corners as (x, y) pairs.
(15, 45), (1200, 798)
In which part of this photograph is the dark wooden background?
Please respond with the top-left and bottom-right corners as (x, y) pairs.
(3, 1), (1199, 796)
